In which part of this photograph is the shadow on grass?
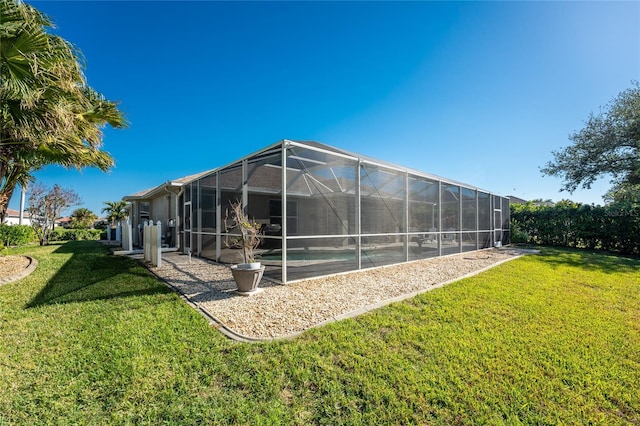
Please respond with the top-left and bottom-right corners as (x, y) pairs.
(534, 246), (640, 274)
(26, 240), (171, 308)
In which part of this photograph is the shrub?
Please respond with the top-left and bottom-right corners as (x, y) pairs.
(509, 221), (530, 244)
(511, 201), (639, 255)
(48, 228), (102, 242)
(0, 224), (37, 247)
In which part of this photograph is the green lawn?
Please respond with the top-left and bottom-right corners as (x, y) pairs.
(1, 241), (638, 424)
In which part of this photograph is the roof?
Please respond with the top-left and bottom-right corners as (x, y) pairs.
(5, 208), (32, 218)
(123, 140), (505, 201)
(508, 195), (528, 204)
(123, 168), (216, 201)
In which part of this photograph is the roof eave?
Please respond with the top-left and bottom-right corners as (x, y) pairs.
(122, 181), (184, 202)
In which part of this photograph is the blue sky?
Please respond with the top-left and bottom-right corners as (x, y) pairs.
(9, 1), (640, 216)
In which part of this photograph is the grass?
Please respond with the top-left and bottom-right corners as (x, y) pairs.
(0, 241), (638, 424)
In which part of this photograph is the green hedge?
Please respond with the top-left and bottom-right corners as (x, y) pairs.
(0, 224), (37, 247)
(48, 228), (102, 242)
(511, 201), (640, 255)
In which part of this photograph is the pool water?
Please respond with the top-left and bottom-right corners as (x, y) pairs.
(260, 250), (355, 261)
(259, 249), (407, 262)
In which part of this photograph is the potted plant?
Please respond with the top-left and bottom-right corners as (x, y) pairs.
(224, 200), (264, 293)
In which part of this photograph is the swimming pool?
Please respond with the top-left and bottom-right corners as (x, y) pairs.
(259, 250), (355, 262)
(259, 249), (409, 262)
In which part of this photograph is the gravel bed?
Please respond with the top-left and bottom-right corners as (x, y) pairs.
(0, 256), (33, 286)
(149, 248), (528, 340)
(0, 255), (31, 277)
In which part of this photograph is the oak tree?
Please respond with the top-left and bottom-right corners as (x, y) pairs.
(542, 83), (640, 202)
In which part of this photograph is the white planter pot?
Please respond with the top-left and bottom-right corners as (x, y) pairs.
(231, 265), (265, 293)
(238, 262), (261, 270)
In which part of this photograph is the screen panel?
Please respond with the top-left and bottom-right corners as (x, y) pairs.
(361, 164), (405, 234)
(361, 235), (407, 268)
(441, 183), (460, 232)
(409, 232), (439, 261)
(461, 232), (477, 252)
(286, 146), (357, 236)
(479, 232), (492, 249)
(281, 237), (358, 281)
(461, 187), (477, 231)
(478, 192), (491, 231)
(408, 175), (439, 233)
(441, 230), (460, 256)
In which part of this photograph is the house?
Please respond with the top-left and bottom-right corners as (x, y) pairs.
(56, 217), (72, 228)
(2, 208), (32, 226)
(508, 195), (528, 205)
(123, 169), (215, 248)
(122, 140), (510, 283)
(508, 196), (556, 207)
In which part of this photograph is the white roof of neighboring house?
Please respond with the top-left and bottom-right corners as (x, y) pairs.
(3, 208), (33, 225)
(5, 208), (32, 218)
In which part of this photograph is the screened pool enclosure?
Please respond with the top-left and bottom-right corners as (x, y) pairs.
(130, 140), (510, 283)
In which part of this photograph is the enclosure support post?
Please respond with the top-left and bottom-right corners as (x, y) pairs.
(355, 160), (361, 270)
(404, 171), (409, 262)
(475, 190), (479, 250)
(242, 158), (248, 215)
(216, 171), (221, 262)
(459, 186), (463, 254)
(281, 142), (288, 284)
(438, 181), (442, 257)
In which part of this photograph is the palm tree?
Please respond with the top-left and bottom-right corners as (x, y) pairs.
(69, 207), (98, 229)
(0, 0), (126, 222)
(102, 201), (129, 228)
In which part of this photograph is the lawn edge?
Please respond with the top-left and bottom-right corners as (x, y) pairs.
(143, 250), (534, 343)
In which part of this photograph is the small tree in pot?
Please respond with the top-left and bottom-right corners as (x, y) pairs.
(224, 200), (262, 267)
(224, 200), (264, 293)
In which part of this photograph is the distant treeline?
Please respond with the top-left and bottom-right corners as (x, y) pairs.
(510, 201), (640, 256)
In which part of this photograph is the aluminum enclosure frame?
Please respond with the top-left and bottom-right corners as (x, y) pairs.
(173, 140), (510, 283)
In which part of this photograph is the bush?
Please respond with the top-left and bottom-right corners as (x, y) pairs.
(511, 201), (639, 255)
(48, 228), (102, 242)
(509, 221), (530, 244)
(0, 224), (37, 247)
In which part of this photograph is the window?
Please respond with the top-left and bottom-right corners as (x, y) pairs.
(140, 202), (150, 222)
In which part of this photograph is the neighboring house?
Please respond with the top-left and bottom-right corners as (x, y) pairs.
(2, 208), (32, 226)
(508, 196), (556, 207)
(56, 217), (72, 228)
(123, 140), (510, 283)
(508, 196), (528, 205)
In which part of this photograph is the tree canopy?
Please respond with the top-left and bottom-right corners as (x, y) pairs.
(541, 82), (640, 202)
(28, 183), (79, 245)
(0, 0), (126, 221)
(101, 200), (129, 227)
(69, 207), (97, 229)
